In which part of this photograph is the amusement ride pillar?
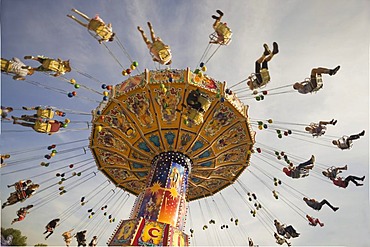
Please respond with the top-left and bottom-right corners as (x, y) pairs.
(108, 151), (192, 246)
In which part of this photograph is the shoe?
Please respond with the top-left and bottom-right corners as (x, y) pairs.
(7, 185), (11, 188)
(357, 183), (363, 186)
(272, 42), (279, 54)
(329, 65), (340, 76)
(320, 223), (324, 227)
(359, 130), (365, 136)
(252, 193), (257, 200)
(24, 56), (32, 60)
(263, 44), (271, 56)
(216, 10), (224, 16)
(344, 164), (348, 170)
(310, 155), (315, 164)
(137, 26), (143, 32)
(361, 176), (365, 181)
(333, 120), (337, 125)
(211, 15), (219, 20)
(22, 106), (29, 110)
(333, 207), (339, 212)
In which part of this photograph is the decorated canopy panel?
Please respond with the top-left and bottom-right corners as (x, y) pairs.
(90, 68), (255, 201)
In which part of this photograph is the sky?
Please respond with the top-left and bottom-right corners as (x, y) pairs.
(1, 0), (369, 246)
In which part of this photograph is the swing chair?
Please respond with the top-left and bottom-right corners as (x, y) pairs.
(247, 70), (271, 90)
(1, 58), (12, 73)
(88, 23), (115, 44)
(11, 182), (28, 201)
(186, 108), (204, 126)
(308, 122), (326, 137)
(304, 74), (323, 93)
(40, 59), (71, 75)
(209, 22), (232, 46)
(36, 108), (55, 119)
(336, 135), (353, 150)
(197, 93), (212, 113)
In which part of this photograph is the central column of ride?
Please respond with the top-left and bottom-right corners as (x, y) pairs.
(108, 151), (192, 246)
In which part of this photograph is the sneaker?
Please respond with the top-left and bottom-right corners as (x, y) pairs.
(330, 119), (337, 125)
(333, 207), (339, 212)
(329, 65), (340, 76)
(272, 42), (279, 54)
(216, 10), (224, 16)
(359, 130), (365, 136)
(11, 116), (18, 124)
(263, 44), (271, 56)
(310, 155), (315, 164)
(252, 193), (257, 200)
(361, 176), (365, 181)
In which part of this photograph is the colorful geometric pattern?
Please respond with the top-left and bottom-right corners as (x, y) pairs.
(90, 68), (255, 201)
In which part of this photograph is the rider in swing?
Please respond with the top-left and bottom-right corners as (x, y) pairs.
(1, 57), (34, 80)
(67, 9), (115, 44)
(137, 22), (172, 65)
(11, 205), (33, 224)
(293, 65), (340, 94)
(247, 42), (279, 90)
(305, 119), (337, 137)
(2, 183), (39, 209)
(209, 10), (232, 45)
(23, 55), (71, 77)
(332, 130), (365, 150)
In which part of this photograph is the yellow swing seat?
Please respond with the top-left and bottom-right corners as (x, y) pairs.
(95, 25), (112, 40)
(209, 23), (232, 45)
(187, 108), (204, 125)
(37, 108), (54, 119)
(34, 121), (52, 133)
(42, 59), (64, 72)
(249, 70), (270, 90)
(1, 58), (12, 73)
(197, 94), (211, 112)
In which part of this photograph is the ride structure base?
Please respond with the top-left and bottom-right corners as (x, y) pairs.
(108, 151), (191, 246)
(108, 218), (189, 246)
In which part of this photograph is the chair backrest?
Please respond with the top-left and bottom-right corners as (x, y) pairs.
(306, 74), (323, 93)
(34, 121), (52, 133)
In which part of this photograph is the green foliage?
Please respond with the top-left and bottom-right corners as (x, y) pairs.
(1, 227), (27, 246)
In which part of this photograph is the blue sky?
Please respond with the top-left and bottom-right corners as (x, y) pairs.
(1, 0), (369, 246)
